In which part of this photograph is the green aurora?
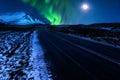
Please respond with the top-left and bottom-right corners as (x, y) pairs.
(22, 0), (72, 25)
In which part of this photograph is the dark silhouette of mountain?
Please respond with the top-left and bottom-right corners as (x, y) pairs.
(0, 22), (6, 26)
(89, 23), (120, 28)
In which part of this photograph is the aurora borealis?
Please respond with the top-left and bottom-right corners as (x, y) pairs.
(0, 0), (120, 25)
(22, 0), (72, 25)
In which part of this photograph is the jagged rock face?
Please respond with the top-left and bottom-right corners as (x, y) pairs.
(0, 12), (45, 25)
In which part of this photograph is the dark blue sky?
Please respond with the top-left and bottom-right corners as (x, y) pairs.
(76, 0), (120, 24)
(0, 0), (36, 16)
(0, 0), (120, 24)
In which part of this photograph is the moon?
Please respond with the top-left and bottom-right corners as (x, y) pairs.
(81, 3), (89, 10)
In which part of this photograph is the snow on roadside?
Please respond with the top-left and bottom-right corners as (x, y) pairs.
(0, 31), (32, 79)
(30, 30), (51, 80)
(0, 30), (52, 80)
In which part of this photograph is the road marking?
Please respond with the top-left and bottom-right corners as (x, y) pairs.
(44, 37), (97, 79)
(54, 34), (120, 65)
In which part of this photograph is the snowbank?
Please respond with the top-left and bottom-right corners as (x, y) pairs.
(30, 30), (52, 80)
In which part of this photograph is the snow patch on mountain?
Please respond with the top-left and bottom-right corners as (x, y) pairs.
(0, 12), (45, 25)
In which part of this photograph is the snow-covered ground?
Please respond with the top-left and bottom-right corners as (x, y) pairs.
(0, 31), (32, 79)
(0, 30), (51, 80)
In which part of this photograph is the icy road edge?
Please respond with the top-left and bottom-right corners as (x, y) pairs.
(30, 30), (51, 80)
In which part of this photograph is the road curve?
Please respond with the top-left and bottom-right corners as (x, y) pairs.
(38, 29), (120, 80)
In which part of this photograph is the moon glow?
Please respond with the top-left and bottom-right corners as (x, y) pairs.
(81, 3), (89, 10)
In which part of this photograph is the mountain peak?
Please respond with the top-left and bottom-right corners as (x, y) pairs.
(0, 12), (45, 25)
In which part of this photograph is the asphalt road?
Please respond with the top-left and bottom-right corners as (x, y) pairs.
(38, 30), (120, 80)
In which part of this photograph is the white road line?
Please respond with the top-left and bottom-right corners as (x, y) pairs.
(55, 35), (120, 65)
(68, 34), (120, 49)
(45, 37), (96, 79)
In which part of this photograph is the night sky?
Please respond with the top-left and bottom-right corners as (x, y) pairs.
(0, 0), (120, 25)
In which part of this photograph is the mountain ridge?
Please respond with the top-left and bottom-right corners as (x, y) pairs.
(0, 12), (45, 25)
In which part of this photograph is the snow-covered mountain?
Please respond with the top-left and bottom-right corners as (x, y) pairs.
(0, 12), (45, 25)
